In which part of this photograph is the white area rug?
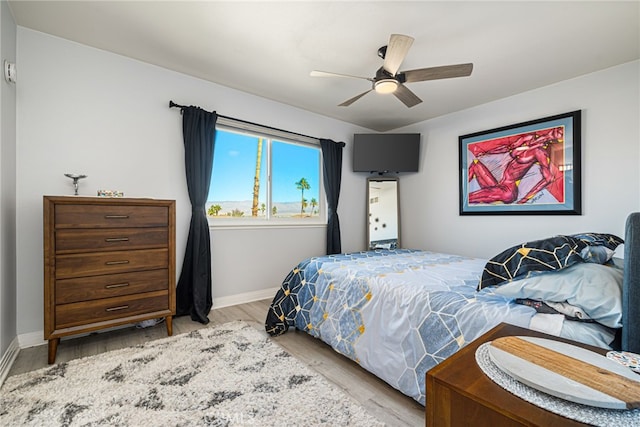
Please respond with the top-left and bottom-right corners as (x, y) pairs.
(0, 321), (383, 426)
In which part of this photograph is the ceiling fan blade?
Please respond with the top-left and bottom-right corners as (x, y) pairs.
(339, 89), (372, 107)
(393, 84), (422, 108)
(402, 63), (473, 83)
(310, 70), (373, 81)
(383, 34), (414, 76)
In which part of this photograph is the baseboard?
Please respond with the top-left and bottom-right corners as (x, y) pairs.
(16, 287), (280, 350)
(212, 287), (279, 309)
(0, 337), (20, 387)
(18, 330), (47, 350)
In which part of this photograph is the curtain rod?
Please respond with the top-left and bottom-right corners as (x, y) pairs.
(169, 100), (326, 143)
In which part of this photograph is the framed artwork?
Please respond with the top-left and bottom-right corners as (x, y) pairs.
(459, 110), (581, 215)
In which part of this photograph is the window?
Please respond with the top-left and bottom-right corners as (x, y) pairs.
(207, 123), (324, 226)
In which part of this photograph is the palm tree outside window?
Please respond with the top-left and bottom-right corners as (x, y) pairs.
(209, 127), (324, 225)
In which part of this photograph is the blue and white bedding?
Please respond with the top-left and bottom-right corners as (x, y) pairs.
(265, 249), (540, 404)
(265, 240), (624, 405)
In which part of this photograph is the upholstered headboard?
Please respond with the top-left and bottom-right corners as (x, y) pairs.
(622, 212), (640, 353)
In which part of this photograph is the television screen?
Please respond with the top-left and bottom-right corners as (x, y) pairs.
(352, 133), (420, 173)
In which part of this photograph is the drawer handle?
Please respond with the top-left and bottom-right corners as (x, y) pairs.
(105, 283), (129, 289)
(104, 215), (129, 219)
(105, 305), (129, 312)
(105, 237), (129, 242)
(105, 260), (130, 265)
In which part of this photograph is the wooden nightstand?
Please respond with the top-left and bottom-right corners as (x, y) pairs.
(425, 323), (606, 427)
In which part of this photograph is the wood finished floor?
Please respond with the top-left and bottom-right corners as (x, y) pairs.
(8, 298), (424, 426)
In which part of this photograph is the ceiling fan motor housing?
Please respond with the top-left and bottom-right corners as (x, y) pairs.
(374, 67), (405, 83)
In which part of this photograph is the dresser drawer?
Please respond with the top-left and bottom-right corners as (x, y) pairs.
(55, 291), (169, 329)
(55, 269), (169, 304)
(55, 248), (168, 279)
(55, 204), (169, 229)
(56, 227), (168, 253)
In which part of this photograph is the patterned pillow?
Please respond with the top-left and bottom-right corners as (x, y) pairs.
(571, 232), (624, 250)
(477, 235), (587, 290)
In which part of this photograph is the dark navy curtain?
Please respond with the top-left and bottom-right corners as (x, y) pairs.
(320, 139), (345, 255)
(176, 106), (217, 323)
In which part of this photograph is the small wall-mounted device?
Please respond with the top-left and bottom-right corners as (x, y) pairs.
(4, 60), (16, 83)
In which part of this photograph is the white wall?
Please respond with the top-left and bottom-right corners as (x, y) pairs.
(399, 60), (640, 259)
(1, 0), (17, 368)
(15, 28), (369, 337)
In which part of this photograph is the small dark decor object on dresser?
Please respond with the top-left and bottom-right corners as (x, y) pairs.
(63, 173), (87, 196)
(43, 196), (176, 364)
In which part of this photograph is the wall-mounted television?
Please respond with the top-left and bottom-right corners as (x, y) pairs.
(352, 133), (421, 173)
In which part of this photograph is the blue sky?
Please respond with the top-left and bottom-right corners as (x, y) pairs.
(209, 129), (320, 203)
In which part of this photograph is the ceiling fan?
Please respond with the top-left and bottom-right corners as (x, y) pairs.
(310, 34), (473, 108)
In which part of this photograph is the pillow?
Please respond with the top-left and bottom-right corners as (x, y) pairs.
(571, 232), (624, 250)
(579, 245), (615, 264)
(477, 235), (586, 290)
(492, 263), (624, 328)
(559, 320), (617, 349)
(515, 298), (593, 322)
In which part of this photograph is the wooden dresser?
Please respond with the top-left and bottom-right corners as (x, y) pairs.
(43, 196), (176, 364)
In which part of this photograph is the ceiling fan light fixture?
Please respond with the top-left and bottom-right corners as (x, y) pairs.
(374, 79), (398, 94)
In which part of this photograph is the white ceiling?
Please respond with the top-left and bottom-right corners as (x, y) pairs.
(8, 1), (640, 132)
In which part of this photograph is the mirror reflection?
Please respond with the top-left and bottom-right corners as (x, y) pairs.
(367, 177), (400, 250)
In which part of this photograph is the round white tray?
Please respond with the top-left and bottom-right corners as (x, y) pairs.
(475, 342), (640, 427)
(488, 336), (640, 409)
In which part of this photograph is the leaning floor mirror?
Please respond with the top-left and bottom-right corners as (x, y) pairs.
(367, 177), (400, 250)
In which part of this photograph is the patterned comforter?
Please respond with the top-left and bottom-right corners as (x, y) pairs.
(265, 249), (535, 405)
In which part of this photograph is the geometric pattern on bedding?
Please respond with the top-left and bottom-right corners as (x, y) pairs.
(265, 249), (533, 405)
(265, 250), (386, 343)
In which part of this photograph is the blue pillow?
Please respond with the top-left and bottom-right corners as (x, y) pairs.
(477, 235), (586, 290)
(492, 263), (624, 328)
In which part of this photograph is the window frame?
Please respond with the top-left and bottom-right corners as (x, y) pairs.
(208, 119), (326, 228)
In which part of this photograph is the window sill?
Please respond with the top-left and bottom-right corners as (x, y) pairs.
(208, 221), (326, 230)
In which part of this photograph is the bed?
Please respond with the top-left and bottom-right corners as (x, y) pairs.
(265, 213), (640, 405)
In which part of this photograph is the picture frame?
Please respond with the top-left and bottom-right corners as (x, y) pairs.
(459, 110), (581, 215)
